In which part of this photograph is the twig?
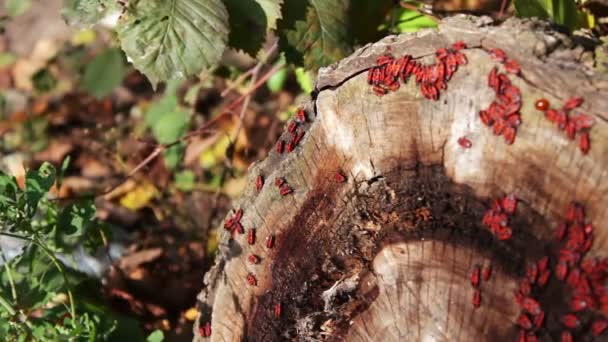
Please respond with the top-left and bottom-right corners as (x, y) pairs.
(499, 0), (509, 18)
(399, 1), (439, 22)
(219, 63), (284, 114)
(220, 68), (255, 97)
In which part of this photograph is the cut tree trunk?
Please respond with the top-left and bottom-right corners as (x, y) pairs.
(195, 15), (608, 342)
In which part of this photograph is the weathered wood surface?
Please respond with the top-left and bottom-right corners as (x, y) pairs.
(195, 15), (608, 342)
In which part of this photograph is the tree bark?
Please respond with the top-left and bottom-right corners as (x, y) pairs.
(195, 15), (608, 342)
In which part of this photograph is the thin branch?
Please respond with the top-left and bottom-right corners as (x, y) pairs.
(399, 1), (439, 22)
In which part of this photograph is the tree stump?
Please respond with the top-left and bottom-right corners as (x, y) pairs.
(195, 15), (608, 342)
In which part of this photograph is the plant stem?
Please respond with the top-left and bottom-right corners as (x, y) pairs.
(0, 292), (16, 315)
(32, 238), (77, 320)
(0, 246), (18, 302)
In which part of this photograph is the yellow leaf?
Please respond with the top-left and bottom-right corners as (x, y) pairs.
(184, 307), (198, 321)
(206, 229), (219, 255)
(71, 29), (97, 46)
(119, 182), (159, 211)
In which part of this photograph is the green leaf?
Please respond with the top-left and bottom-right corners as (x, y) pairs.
(81, 48), (126, 98)
(115, 0), (229, 87)
(392, 9), (437, 33)
(146, 330), (164, 342)
(552, 0), (578, 29)
(61, 0), (113, 26)
(5, 0), (31, 17)
(514, 0), (551, 19)
(174, 170), (195, 191)
(266, 67), (287, 93)
(25, 163), (56, 211)
(294, 67), (313, 93)
(281, 0), (352, 70)
(32, 68), (58, 93)
(514, 0), (581, 30)
(225, 0), (283, 56)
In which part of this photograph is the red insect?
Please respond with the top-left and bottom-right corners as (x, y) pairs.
(527, 262), (538, 284)
(275, 303), (282, 318)
(286, 141), (295, 153)
(457, 137), (472, 148)
(534, 311), (545, 329)
(535, 99), (550, 111)
(294, 131), (305, 145)
(287, 121), (298, 133)
(560, 314), (579, 329)
(248, 254), (260, 264)
(566, 268), (581, 288)
(503, 126), (516, 145)
(488, 48), (507, 63)
(335, 171), (346, 183)
(266, 235), (275, 249)
(255, 175), (264, 192)
(570, 296), (588, 312)
(517, 313), (533, 330)
(561, 331), (573, 342)
(275, 177), (285, 187)
(472, 289), (481, 308)
(479, 110), (493, 126)
(555, 223), (568, 241)
(526, 333), (539, 342)
(592, 319), (608, 336)
(482, 264), (492, 281)
(233, 222), (244, 235)
(248, 229), (256, 245)
(522, 297), (541, 315)
(296, 108), (306, 122)
(279, 185), (293, 196)
(496, 226), (512, 241)
(504, 59), (521, 74)
(452, 41), (467, 51)
(373, 85), (388, 96)
(246, 273), (257, 286)
(518, 279), (532, 296)
(537, 270), (551, 288)
(538, 256), (549, 271)
(276, 140), (285, 154)
(572, 113), (595, 131)
(502, 194), (517, 214)
(562, 97), (584, 111)
(556, 261), (569, 280)
(470, 265), (481, 288)
(199, 321), (211, 337)
(579, 132), (590, 154)
(517, 330), (526, 342)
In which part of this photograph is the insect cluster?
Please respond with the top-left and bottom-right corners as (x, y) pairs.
(534, 97), (595, 154)
(482, 194), (517, 241)
(367, 41), (467, 99)
(469, 263), (492, 308)
(510, 202), (608, 341)
(276, 107), (306, 154)
(479, 65), (522, 145)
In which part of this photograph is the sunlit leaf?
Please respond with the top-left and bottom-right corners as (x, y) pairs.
(294, 67), (313, 93)
(119, 182), (159, 211)
(392, 9), (437, 33)
(115, 0), (229, 87)
(266, 67), (287, 93)
(61, 0), (113, 26)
